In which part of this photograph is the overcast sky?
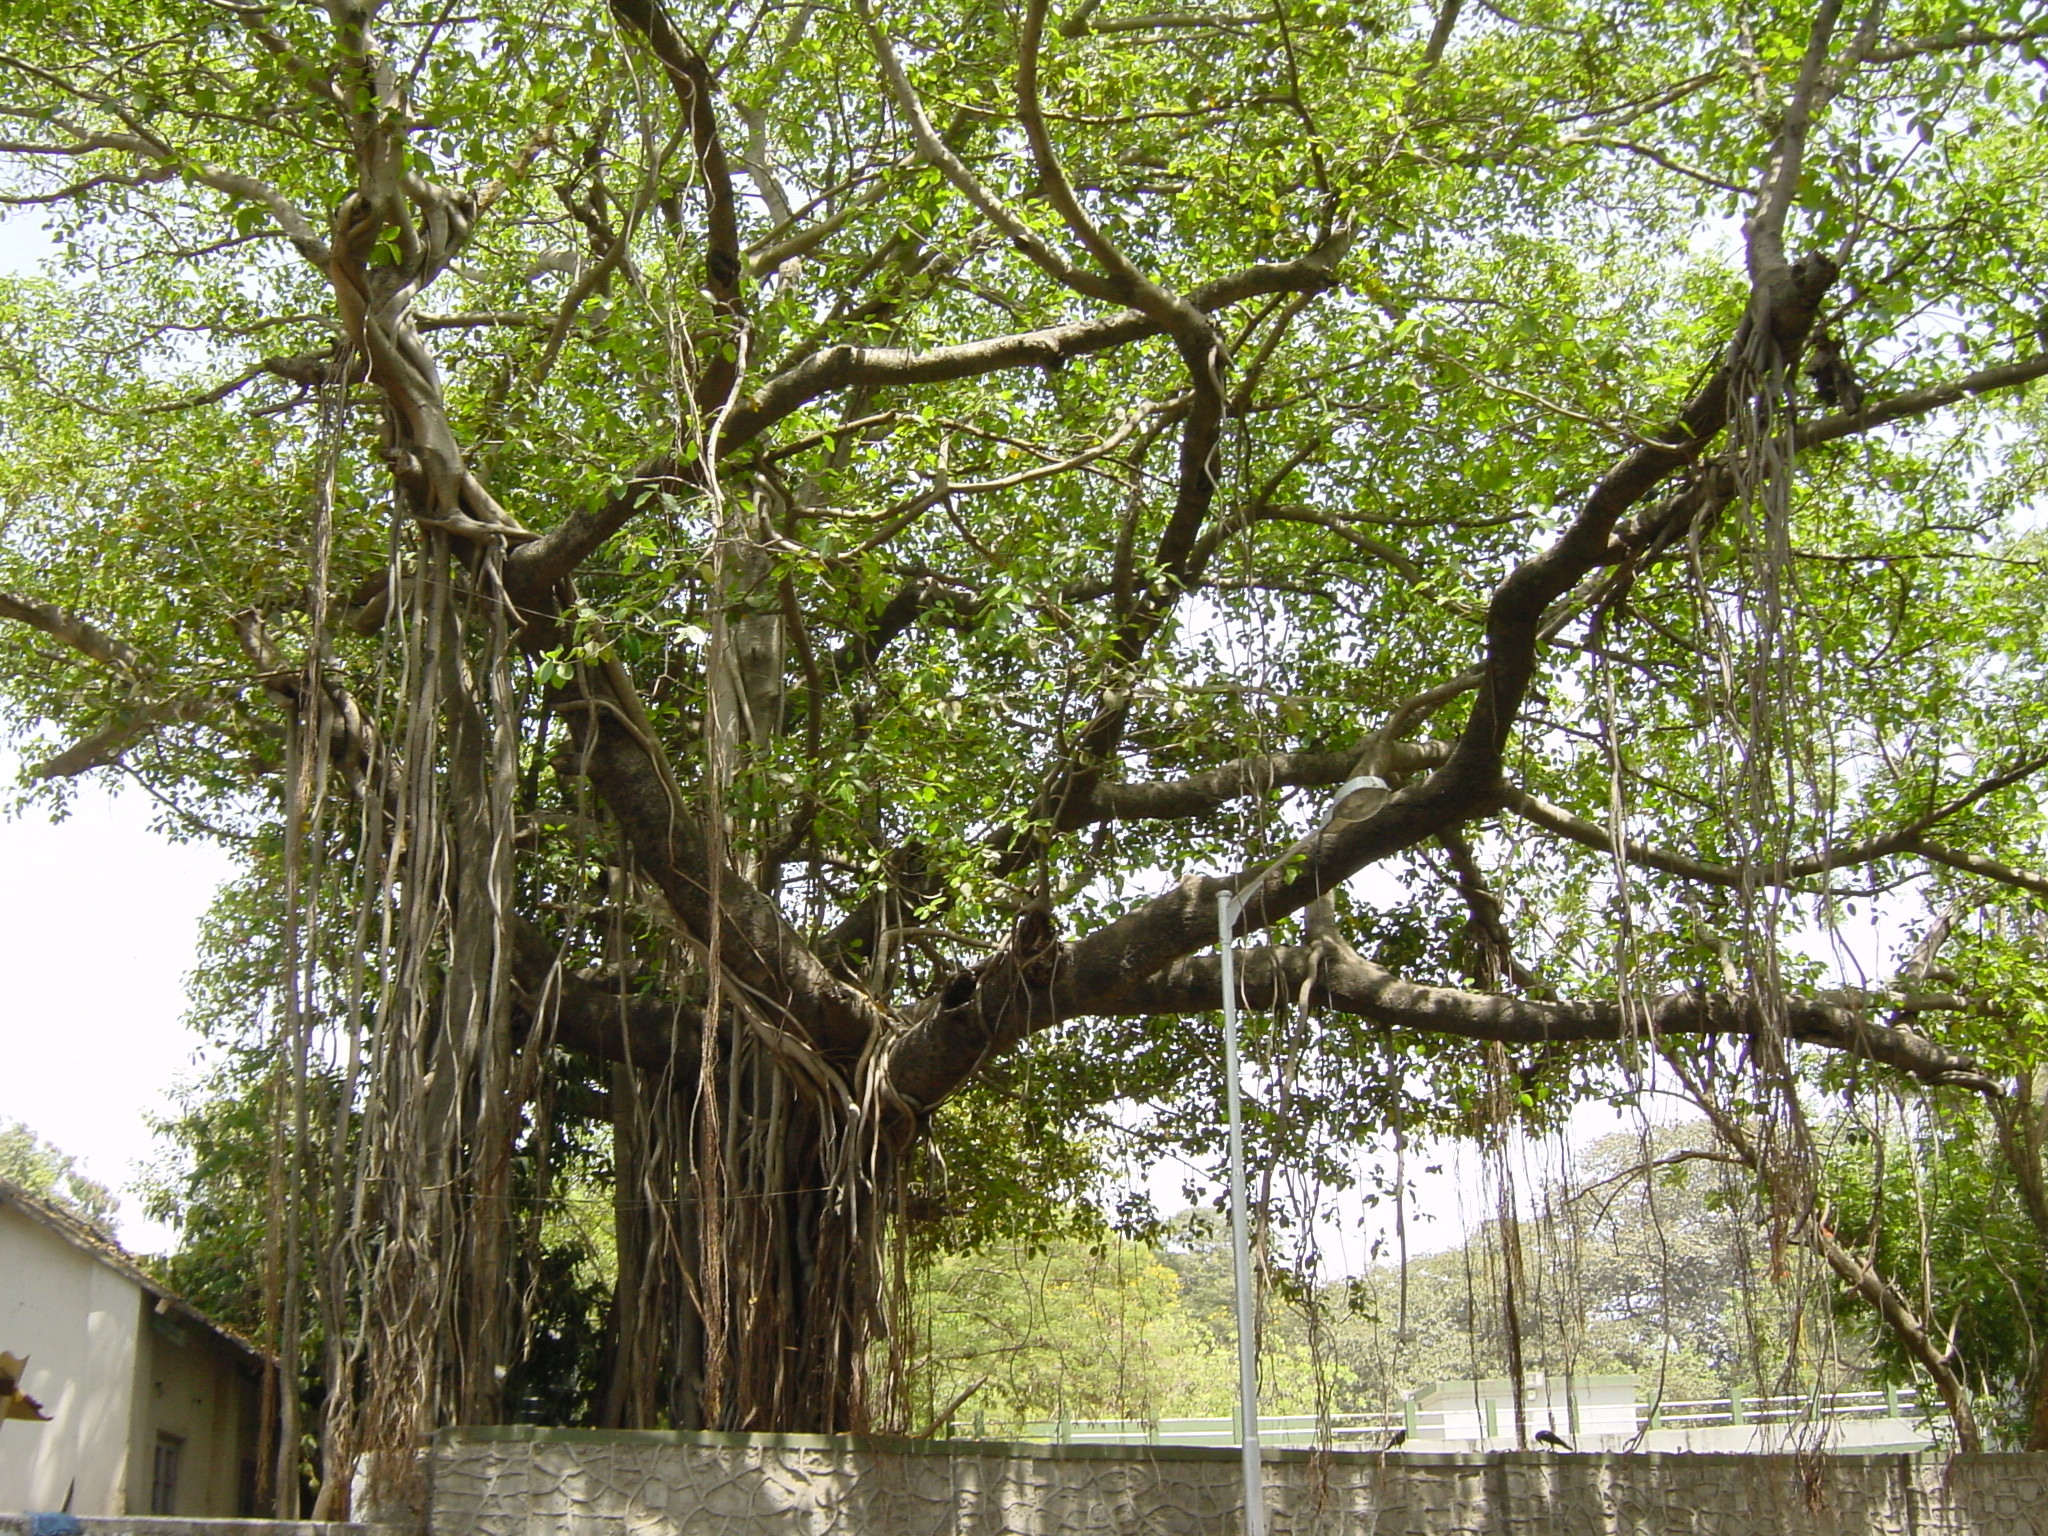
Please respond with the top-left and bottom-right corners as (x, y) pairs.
(1, 757), (238, 1251)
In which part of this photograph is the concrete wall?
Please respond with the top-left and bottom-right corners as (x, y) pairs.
(0, 1201), (146, 1515)
(425, 1427), (2048, 1536)
(0, 1517), (377, 1536)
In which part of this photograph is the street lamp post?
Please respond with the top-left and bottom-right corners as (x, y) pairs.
(1212, 775), (1386, 1536)
(1217, 887), (1265, 1536)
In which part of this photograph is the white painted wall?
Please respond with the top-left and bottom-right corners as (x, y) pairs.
(0, 1202), (142, 1514)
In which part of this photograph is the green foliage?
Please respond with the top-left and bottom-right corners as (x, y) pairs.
(1823, 1096), (2048, 1447)
(0, 1120), (117, 1233)
(906, 1235), (1239, 1427)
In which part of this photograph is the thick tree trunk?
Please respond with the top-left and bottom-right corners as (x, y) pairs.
(596, 1042), (893, 1433)
(599, 1059), (701, 1429)
(1994, 1072), (2048, 1451)
(2028, 1359), (2048, 1454)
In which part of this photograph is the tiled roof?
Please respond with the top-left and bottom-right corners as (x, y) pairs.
(0, 1173), (269, 1366)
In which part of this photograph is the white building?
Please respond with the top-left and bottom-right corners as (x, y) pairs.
(1410, 1373), (1643, 1448)
(0, 1175), (265, 1517)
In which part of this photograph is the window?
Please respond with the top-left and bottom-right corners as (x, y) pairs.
(150, 1432), (184, 1516)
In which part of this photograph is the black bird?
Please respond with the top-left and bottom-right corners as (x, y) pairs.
(1534, 1428), (1573, 1451)
(1382, 1429), (1407, 1450)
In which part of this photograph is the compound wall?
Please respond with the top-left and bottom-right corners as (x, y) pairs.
(423, 1426), (2048, 1536)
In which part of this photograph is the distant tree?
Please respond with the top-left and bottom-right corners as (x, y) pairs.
(1166, 1125), (1829, 1421)
(0, 1121), (118, 1233)
(134, 867), (293, 1338)
(907, 1235), (1239, 1429)
(1511, 1126), (1832, 1406)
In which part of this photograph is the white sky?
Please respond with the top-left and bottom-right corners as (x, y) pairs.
(0, 757), (238, 1252)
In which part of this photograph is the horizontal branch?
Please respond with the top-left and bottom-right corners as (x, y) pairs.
(1800, 351), (2048, 448)
(29, 690), (223, 778)
(505, 251), (1343, 597)
(416, 311), (553, 331)
(0, 591), (145, 672)
(1079, 945), (1999, 1092)
(1079, 739), (1448, 825)
(1559, 133), (1753, 196)
(509, 919), (700, 1071)
(1500, 757), (2048, 889)
(715, 250), (1345, 454)
(1500, 784), (1919, 885)
(505, 461), (692, 606)
(0, 99), (335, 268)
(1863, 21), (2048, 64)
(1910, 837), (2048, 897)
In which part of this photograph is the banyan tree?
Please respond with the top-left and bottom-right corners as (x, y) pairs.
(5, 0), (2048, 1511)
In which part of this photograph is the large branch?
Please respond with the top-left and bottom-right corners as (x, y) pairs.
(1015, 0), (1225, 347)
(1499, 758), (2048, 888)
(1076, 739), (1449, 825)
(503, 252), (1343, 597)
(606, 0), (746, 419)
(509, 917), (700, 1071)
(884, 926), (1999, 1112)
(814, 576), (979, 687)
(717, 253), (1342, 454)
(27, 690), (225, 779)
(1807, 1213), (1983, 1452)
(1799, 350), (2048, 448)
(562, 668), (892, 1059)
(0, 590), (233, 777)
(1864, 21), (2048, 65)
(1076, 946), (2000, 1091)
(0, 43), (333, 265)
(1911, 838), (2048, 897)
(504, 461), (693, 609)
(1742, 0), (1841, 305)
(0, 591), (145, 673)
(1022, 284), (1334, 850)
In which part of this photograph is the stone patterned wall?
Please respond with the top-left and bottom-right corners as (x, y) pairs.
(0, 1518), (386, 1536)
(426, 1428), (2048, 1536)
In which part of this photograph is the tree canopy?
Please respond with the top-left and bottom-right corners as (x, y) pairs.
(6, 0), (2048, 1506)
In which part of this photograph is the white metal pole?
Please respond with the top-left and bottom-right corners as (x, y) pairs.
(1217, 890), (1265, 1536)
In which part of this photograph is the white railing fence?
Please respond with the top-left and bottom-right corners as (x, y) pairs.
(948, 1386), (1931, 1449)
